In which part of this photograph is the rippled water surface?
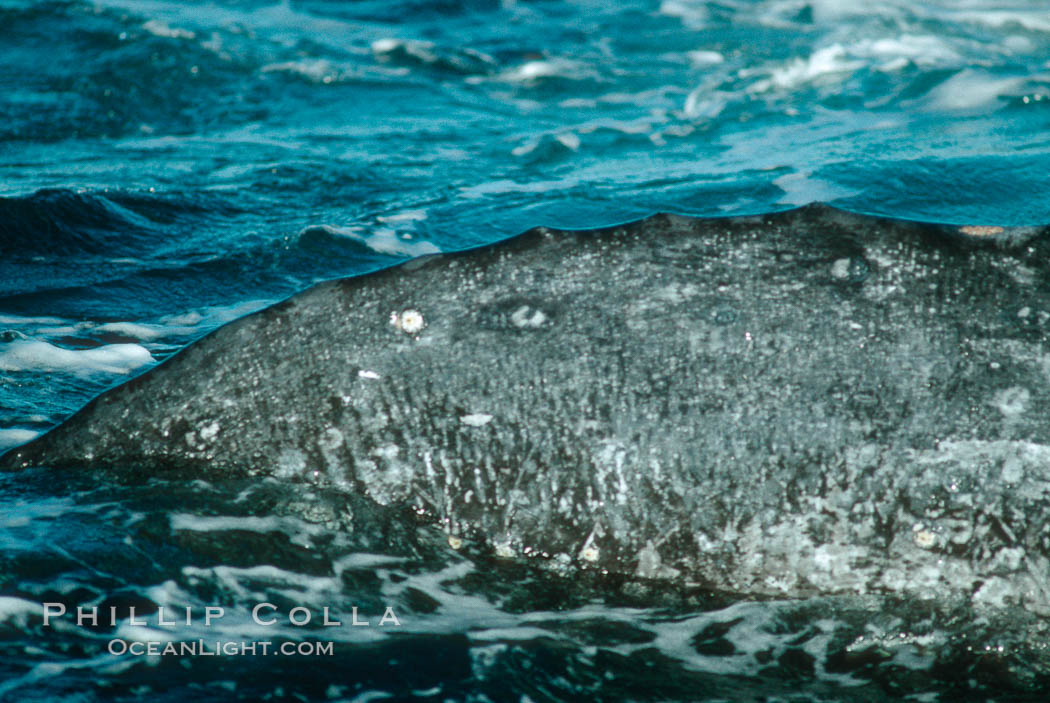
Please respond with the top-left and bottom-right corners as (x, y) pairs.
(2, 0), (1049, 699)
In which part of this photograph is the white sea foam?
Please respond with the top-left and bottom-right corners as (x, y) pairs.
(142, 19), (195, 40)
(371, 37), (494, 74)
(659, 0), (709, 28)
(509, 60), (561, 81)
(157, 300), (272, 334)
(512, 131), (581, 157)
(684, 88), (730, 119)
(162, 311), (204, 326)
(501, 58), (591, 84)
(687, 50), (725, 67)
(298, 224), (440, 257)
(170, 513), (328, 547)
(0, 597), (38, 625)
(743, 33), (967, 95)
(556, 132), (581, 150)
(759, 44), (865, 92)
(774, 170), (860, 206)
(0, 497), (79, 532)
(925, 69), (1025, 110)
(0, 314), (67, 326)
(0, 301), (264, 357)
(95, 321), (167, 341)
(577, 118), (654, 136)
(951, 9), (1050, 33)
(0, 428), (40, 450)
(0, 340), (154, 375)
(377, 209), (428, 224)
(0, 315), (89, 343)
(371, 38), (402, 54)
(371, 38), (439, 64)
(851, 34), (961, 68)
(372, 38), (439, 66)
(459, 177), (579, 199)
(362, 228), (441, 257)
(511, 141), (538, 157)
(261, 59), (343, 84)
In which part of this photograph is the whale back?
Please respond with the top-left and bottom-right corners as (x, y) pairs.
(4, 204), (1050, 606)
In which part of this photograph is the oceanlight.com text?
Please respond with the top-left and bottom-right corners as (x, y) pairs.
(108, 639), (334, 657)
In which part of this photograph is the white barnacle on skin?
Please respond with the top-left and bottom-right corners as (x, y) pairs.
(199, 421), (220, 442)
(578, 522), (605, 564)
(460, 413), (493, 427)
(510, 305), (548, 329)
(913, 524), (936, 549)
(390, 309), (425, 334)
(831, 258), (851, 279)
(372, 444), (401, 460)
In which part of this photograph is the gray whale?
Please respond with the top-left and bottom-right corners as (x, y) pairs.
(4, 204), (1050, 610)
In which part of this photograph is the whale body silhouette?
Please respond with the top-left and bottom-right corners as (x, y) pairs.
(4, 204), (1050, 610)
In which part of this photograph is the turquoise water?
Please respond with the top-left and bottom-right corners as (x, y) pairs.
(2, 1), (1050, 699)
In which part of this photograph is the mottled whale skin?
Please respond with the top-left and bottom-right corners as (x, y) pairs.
(5, 204), (1050, 610)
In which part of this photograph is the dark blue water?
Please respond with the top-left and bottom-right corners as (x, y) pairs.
(2, 0), (1050, 699)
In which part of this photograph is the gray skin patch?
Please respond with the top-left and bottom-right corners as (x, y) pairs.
(5, 204), (1050, 612)
(709, 304), (738, 326)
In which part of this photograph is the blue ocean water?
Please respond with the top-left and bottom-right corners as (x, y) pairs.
(2, 0), (1050, 700)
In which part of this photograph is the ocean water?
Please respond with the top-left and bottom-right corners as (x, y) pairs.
(2, 0), (1050, 700)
